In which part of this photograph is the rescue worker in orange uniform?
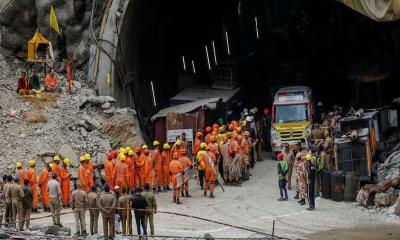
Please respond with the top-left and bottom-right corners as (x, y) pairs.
(135, 147), (145, 188)
(104, 152), (115, 191)
(169, 152), (184, 204)
(178, 148), (192, 197)
(204, 144), (217, 198)
(204, 126), (212, 144)
(161, 143), (172, 191)
(113, 154), (129, 193)
(171, 140), (184, 158)
(142, 145), (153, 190)
(78, 156), (90, 192)
(16, 162), (27, 186)
(26, 160), (39, 212)
(39, 163), (53, 212)
(126, 150), (136, 191)
(52, 156), (62, 182)
(152, 141), (163, 192)
(193, 132), (203, 156)
(60, 158), (71, 207)
(84, 153), (94, 190)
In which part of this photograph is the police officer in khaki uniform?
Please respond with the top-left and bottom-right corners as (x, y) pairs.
(87, 185), (100, 235)
(117, 188), (133, 235)
(9, 176), (24, 228)
(3, 175), (13, 226)
(47, 173), (62, 226)
(99, 184), (117, 239)
(71, 183), (88, 236)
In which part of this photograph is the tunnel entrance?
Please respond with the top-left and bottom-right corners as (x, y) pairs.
(115, 0), (400, 138)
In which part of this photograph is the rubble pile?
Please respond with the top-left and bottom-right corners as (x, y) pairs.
(356, 176), (400, 216)
(377, 142), (400, 182)
(0, 58), (144, 174)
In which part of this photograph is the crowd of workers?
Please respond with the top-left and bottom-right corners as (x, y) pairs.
(17, 68), (61, 95)
(0, 106), (265, 239)
(275, 108), (341, 211)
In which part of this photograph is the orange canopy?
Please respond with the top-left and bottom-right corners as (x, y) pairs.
(27, 31), (50, 62)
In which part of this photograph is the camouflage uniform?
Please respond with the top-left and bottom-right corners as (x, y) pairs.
(295, 157), (307, 200)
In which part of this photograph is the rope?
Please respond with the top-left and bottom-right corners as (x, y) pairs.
(0, 207), (289, 239)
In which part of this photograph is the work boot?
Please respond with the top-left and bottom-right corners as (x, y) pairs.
(32, 207), (38, 213)
(278, 197), (286, 201)
(306, 205), (315, 211)
(82, 231), (88, 236)
(294, 193), (299, 199)
(181, 191), (185, 197)
(176, 198), (182, 204)
(185, 191), (192, 197)
(204, 191), (207, 197)
(210, 193), (215, 198)
(299, 199), (306, 205)
(173, 197), (176, 203)
(157, 186), (162, 192)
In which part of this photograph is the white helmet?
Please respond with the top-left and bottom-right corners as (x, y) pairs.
(245, 116), (252, 122)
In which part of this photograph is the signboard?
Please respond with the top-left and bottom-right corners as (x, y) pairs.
(167, 129), (193, 143)
(278, 94), (304, 102)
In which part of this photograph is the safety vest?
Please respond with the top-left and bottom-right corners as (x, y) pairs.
(278, 161), (288, 179)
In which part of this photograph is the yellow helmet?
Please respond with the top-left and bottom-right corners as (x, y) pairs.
(16, 162), (23, 168)
(119, 154), (126, 161)
(306, 154), (312, 161)
(200, 142), (207, 149)
(163, 143), (170, 149)
(142, 144), (149, 150)
(119, 147), (126, 154)
(153, 140), (160, 146)
(84, 153), (91, 160)
(63, 158), (71, 166)
(53, 155), (61, 161)
(28, 159), (36, 167)
(128, 150), (134, 156)
(79, 156), (86, 162)
(176, 139), (182, 146)
(49, 163), (55, 170)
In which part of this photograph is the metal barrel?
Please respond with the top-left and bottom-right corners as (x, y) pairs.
(331, 171), (345, 201)
(344, 172), (360, 202)
(321, 169), (331, 199)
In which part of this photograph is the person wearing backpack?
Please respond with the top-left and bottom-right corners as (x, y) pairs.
(277, 153), (288, 201)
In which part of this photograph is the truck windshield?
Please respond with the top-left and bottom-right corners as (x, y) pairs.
(274, 104), (308, 123)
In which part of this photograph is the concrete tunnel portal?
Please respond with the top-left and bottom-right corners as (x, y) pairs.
(96, 0), (400, 138)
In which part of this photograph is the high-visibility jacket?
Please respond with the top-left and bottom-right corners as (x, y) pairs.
(178, 156), (192, 170)
(85, 160), (94, 189)
(126, 156), (135, 190)
(135, 154), (145, 187)
(17, 169), (28, 186)
(59, 166), (71, 205)
(143, 154), (153, 186)
(205, 133), (211, 144)
(26, 167), (38, 208)
(161, 150), (171, 186)
(113, 162), (129, 190)
(78, 165), (89, 192)
(39, 168), (50, 206)
(152, 149), (162, 186)
(193, 138), (202, 156)
(196, 150), (207, 170)
(169, 159), (183, 188)
(104, 159), (115, 190)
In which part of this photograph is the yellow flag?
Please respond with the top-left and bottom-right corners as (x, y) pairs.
(49, 5), (60, 35)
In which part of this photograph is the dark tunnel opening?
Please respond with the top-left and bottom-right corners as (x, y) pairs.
(116, 0), (400, 139)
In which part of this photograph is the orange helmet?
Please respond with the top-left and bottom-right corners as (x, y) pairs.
(196, 131), (203, 138)
(206, 126), (212, 133)
(135, 146), (142, 154)
(212, 123), (219, 129)
(210, 135), (217, 143)
(107, 153), (113, 159)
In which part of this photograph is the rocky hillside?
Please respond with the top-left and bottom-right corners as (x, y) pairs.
(0, 57), (143, 174)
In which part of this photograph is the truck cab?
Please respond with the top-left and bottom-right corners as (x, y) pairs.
(270, 86), (314, 156)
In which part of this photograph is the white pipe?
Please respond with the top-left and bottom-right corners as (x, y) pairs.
(212, 40), (217, 65)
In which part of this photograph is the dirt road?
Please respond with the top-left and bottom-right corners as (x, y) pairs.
(28, 152), (400, 239)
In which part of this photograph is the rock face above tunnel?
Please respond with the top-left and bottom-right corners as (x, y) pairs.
(0, 0), (104, 67)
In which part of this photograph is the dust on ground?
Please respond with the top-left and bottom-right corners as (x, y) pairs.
(307, 224), (400, 240)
